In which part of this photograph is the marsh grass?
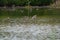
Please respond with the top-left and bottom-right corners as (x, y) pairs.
(0, 8), (60, 18)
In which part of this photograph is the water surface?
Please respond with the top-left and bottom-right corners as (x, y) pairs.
(0, 16), (60, 40)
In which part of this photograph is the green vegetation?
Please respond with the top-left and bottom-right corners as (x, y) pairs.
(0, 0), (8, 6)
(7, 0), (28, 6)
(0, 0), (55, 6)
(30, 0), (55, 6)
(0, 8), (28, 18)
(0, 8), (60, 18)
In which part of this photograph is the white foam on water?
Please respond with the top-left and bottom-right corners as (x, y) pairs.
(0, 24), (60, 40)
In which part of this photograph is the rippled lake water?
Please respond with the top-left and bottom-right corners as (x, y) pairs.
(0, 16), (60, 40)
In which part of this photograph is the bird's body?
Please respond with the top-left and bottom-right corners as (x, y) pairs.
(31, 15), (37, 20)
